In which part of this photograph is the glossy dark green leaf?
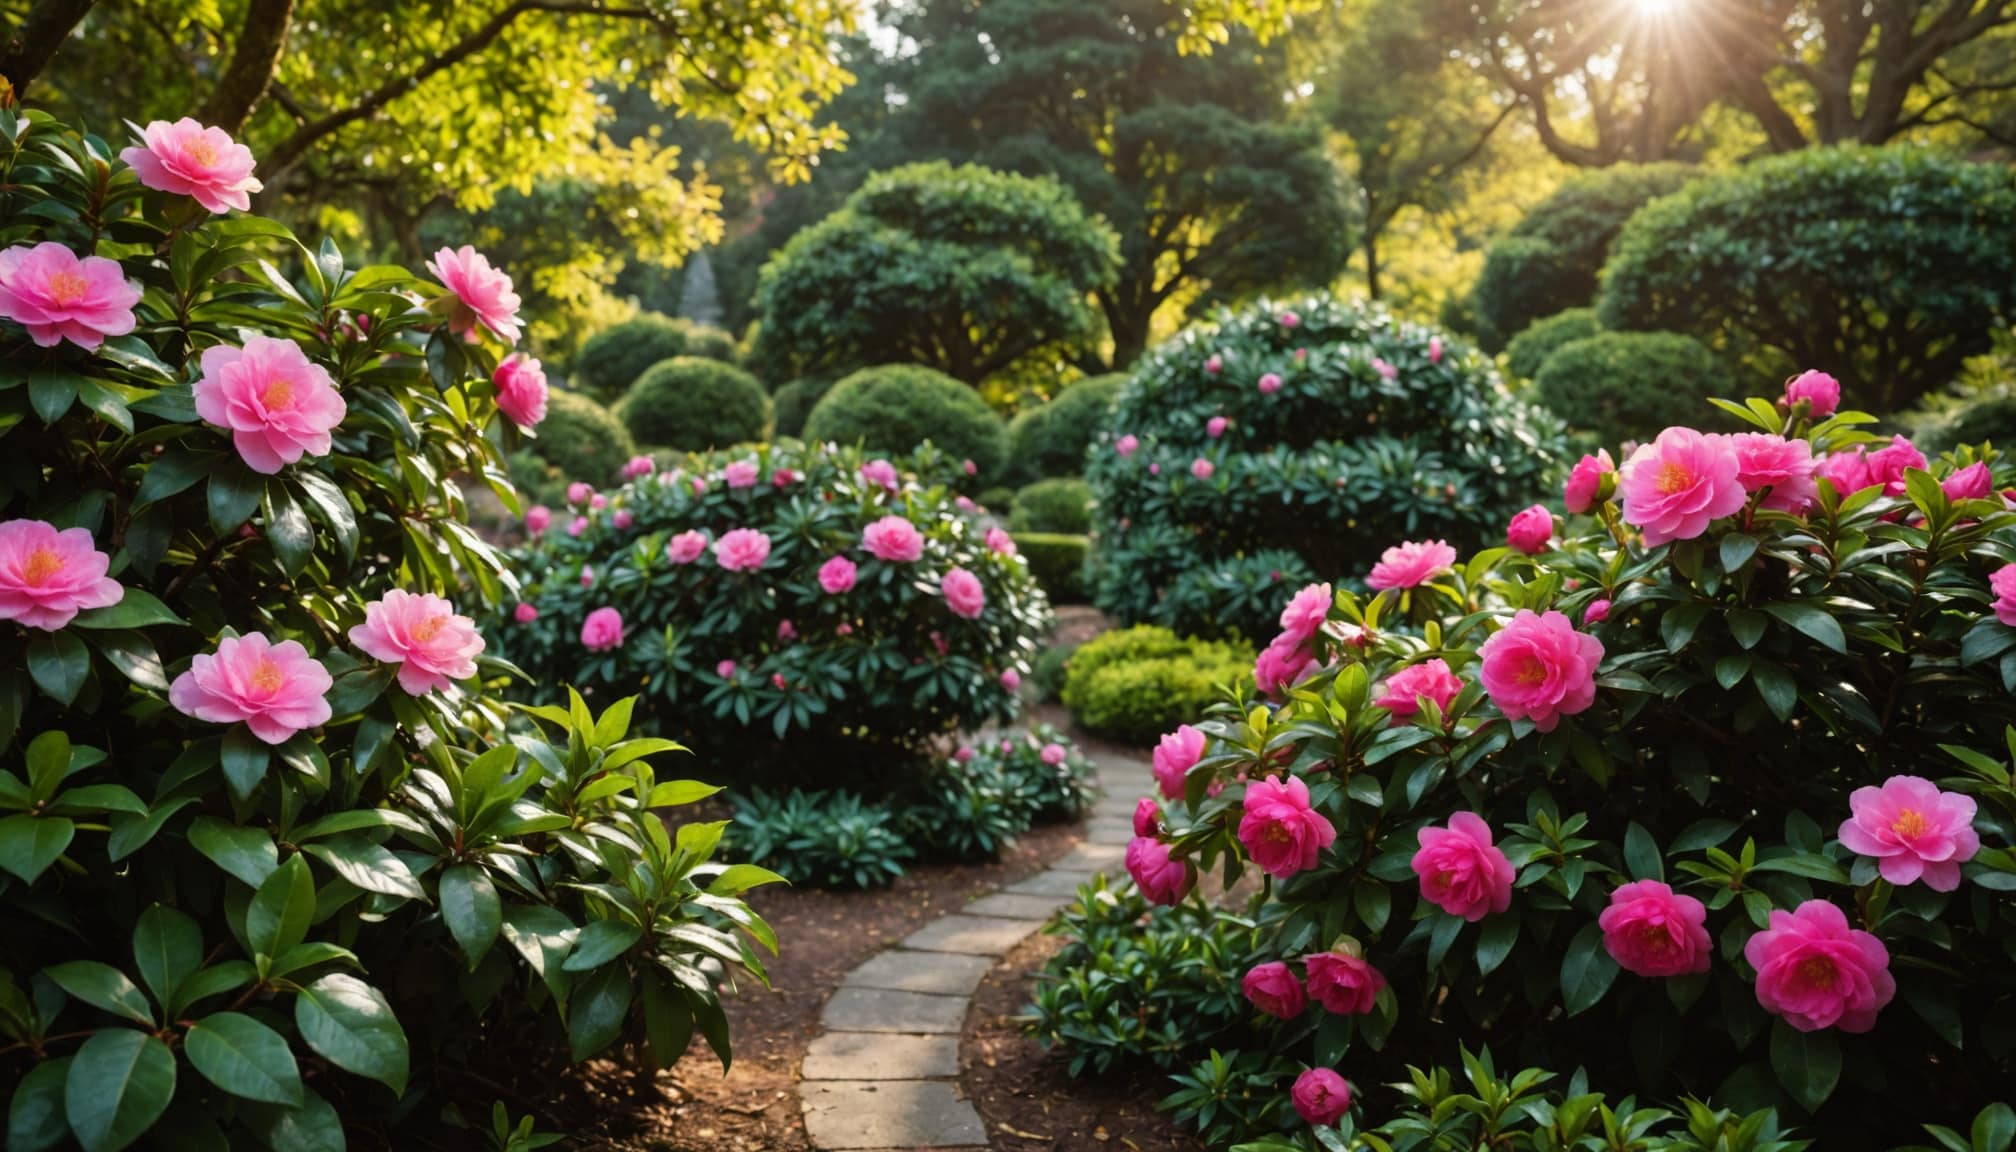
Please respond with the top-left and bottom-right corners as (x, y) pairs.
(246, 854), (315, 961)
(26, 630), (89, 707)
(439, 864), (502, 970)
(566, 965), (633, 1061)
(184, 1012), (303, 1106)
(71, 590), (186, 630)
(294, 974), (409, 1095)
(131, 905), (202, 1013)
(186, 817), (278, 887)
(562, 919), (642, 972)
(44, 961), (152, 1026)
(1769, 1019), (1840, 1113)
(63, 1029), (176, 1152)
(6, 1055), (71, 1152)
(0, 814), (76, 885)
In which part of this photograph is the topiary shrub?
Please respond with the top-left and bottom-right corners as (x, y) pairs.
(771, 375), (836, 437)
(1007, 374), (1128, 481)
(1060, 626), (1252, 745)
(619, 355), (771, 451)
(1503, 306), (1601, 383)
(1010, 478), (1094, 534)
(1088, 294), (1567, 641)
(1015, 532), (1090, 603)
(1533, 330), (1734, 447)
(492, 441), (1051, 787)
(1600, 146), (2016, 414)
(571, 311), (691, 400)
(521, 386), (636, 489)
(680, 323), (741, 365)
(804, 364), (1010, 484)
(1110, 382), (2016, 1147)
(0, 112), (773, 1149)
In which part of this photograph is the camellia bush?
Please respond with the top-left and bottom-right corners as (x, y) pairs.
(0, 111), (778, 1150)
(490, 441), (1052, 786)
(1107, 370), (2016, 1147)
(1086, 294), (1566, 641)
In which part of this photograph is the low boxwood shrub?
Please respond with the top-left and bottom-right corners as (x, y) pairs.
(1503, 306), (1600, 382)
(1007, 374), (1127, 481)
(1061, 626), (1252, 745)
(804, 364), (1010, 485)
(1010, 478), (1093, 534)
(772, 375), (837, 437)
(727, 789), (914, 890)
(493, 441), (1051, 786)
(620, 355), (770, 451)
(1032, 641), (1079, 703)
(1015, 532), (1090, 603)
(1088, 294), (1565, 641)
(571, 311), (692, 400)
(1533, 330), (1733, 447)
(519, 386), (636, 490)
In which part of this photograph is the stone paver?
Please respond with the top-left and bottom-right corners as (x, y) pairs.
(802, 1032), (960, 1080)
(902, 913), (1040, 956)
(1002, 869), (1094, 897)
(1052, 841), (1126, 872)
(843, 950), (995, 996)
(1083, 818), (1133, 843)
(963, 891), (1069, 920)
(821, 987), (970, 1033)
(801, 1081), (988, 1149)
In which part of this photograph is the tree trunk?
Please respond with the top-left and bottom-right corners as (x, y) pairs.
(1363, 229), (1381, 302)
(200, 0), (297, 133)
(1099, 288), (1151, 371)
(0, 0), (98, 100)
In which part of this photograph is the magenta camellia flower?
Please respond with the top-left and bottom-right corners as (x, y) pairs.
(1133, 796), (1161, 838)
(0, 242), (142, 351)
(193, 335), (347, 475)
(1207, 416), (1228, 438)
(954, 746), (975, 764)
(1241, 961), (1306, 1019)
(1584, 598), (1611, 625)
(1729, 432), (1818, 513)
(1600, 880), (1712, 978)
(524, 505), (551, 535)
(0, 519), (123, 630)
(1429, 335), (1444, 364)
(724, 459), (759, 489)
(1278, 582), (1332, 645)
(716, 659), (738, 679)
(1618, 427), (1746, 546)
(1838, 774), (1980, 891)
(1505, 504), (1554, 554)
(489, 353), (548, 428)
(818, 554), (858, 594)
(1412, 812), (1514, 922)
(1744, 900), (1895, 1033)
(1366, 539), (1457, 591)
(349, 589), (484, 696)
(941, 566), (986, 619)
(1864, 435), (1927, 497)
(566, 481), (593, 507)
(773, 468), (800, 487)
(589, 493), (607, 511)
(121, 118), (262, 213)
(1190, 457), (1215, 480)
(170, 632), (333, 745)
(712, 528), (772, 573)
(579, 566), (594, 588)
(962, 458), (978, 477)
(1238, 775), (1337, 879)
(580, 607), (624, 651)
(1257, 372), (1282, 394)
(567, 517), (587, 538)
(427, 245), (522, 344)
(1993, 565), (2016, 626)
(862, 515), (924, 562)
(1254, 633), (1319, 699)
(1305, 949), (1386, 1015)
(1125, 836), (1195, 905)
(513, 602), (538, 624)
(612, 509), (633, 530)
(1000, 667), (1021, 691)
(667, 530), (708, 565)
(985, 527), (1016, 556)
(1943, 461), (1993, 503)
(776, 619), (797, 642)
(1040, 743), (1067, 766)
(1477, 609), (1602, 732)
(1375, 658), (1463, 723)
(1115, 434), (1139, 458)
(1372, 357), (1398, 380)
(1783, 369), (1840, 418)
(1205, 354), (1223, 375)
(1279, 311), (1300, 329)
(623, 455), (654, 480)
(1563, 449), (1615, 514)
(859, 459), (900, 492)
(1291, 1069), (1351, 1127)
(1153, 724), (1206, 799)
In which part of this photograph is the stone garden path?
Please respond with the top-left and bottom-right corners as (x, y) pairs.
(796, 752), (1153, 1150)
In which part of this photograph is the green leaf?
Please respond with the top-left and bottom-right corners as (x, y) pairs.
(25, 729), (70, 802)
(1623, 822), (1663, 882)
(6, 1055), (71, 1152)
(301, 836), (425, 901)
(44, 961), (153, 1026)
(1748, 853), (1849, 883)
(63, 1029), (176, 1152)
(563, 919), (642, 972)
(206, 465), (264, 534)
(132, 905), (202, 1013)
(262, 483), (315, 577)
(1974, 1103), (2016, 1152)
(0, 813), (76, 884)
(71, 590), (186, 630)
(294, 974), (409, 1095)
(170, 962), (256, 1018)
(706, 864), (787, 897)
(242, 1088), (345, 1152)
(184, 1012), (303, 1106)
(1751, 659), (1798, 721)
(246, 854), (315, 962)
(640, 973), (694, 1070)
(1474, 912), (1518, 977)
(1719, 532), (1757, 572)
(646, 780), (721, 808)
(567, 965), (633, 1061)
(1559, 922), (1618, 1016)
(1762, 601), (1847, 655)
(134, 446), (220, 506)
(86, 630), (168, 692)
(28, 371), (80, 424)
(1769, 1019), (1840, 1113)
(186, 817), (278, 887)
(439, 864), (502, 970)
(27, 630), (90, 707)
(219, 727), (271, 803)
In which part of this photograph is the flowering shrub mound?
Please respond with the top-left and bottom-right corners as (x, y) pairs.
(1086, 294), (1566, 641)
(492, 440), (1051, 785)
(0, 111), (777, 1149)
(1110, 375), (2016, 1147)
(803, 364), (1010, 486)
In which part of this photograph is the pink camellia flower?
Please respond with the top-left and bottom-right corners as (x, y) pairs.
(1411, 812), (1515, 922)
(1600, 880), (1712, 978)
(1205, 354), (1223, 375)
(1125, 836), (1195, 905)
(1838, 774), (1980, 891)
(426, 245), (521, 344)
(1278, 582), (1332, 644)
(1477, 609), (1602, 733)
(1257, 372), (1282, 394)
(1366, 539), (1457, 591)
(859, 459), (900, 492)
(1305, 949), (1386, 1015)
(954, 496), (976, 511)
(667, 531), (708, 564)
(954, 746), (976, 764)
(773, 468), (800, 487)
(1241, 961), (1306, 1019)
(1943, 461), (1993, 503)
(349, 589), (485, 696)
(963, 458), (978, 477)
(1375, 658), (1463, 723)
(1618, 427), (1746, 546)
(1133, 796), (1162, 838)
(1153, 724), (1206, 799)
(1207, 416), (1228, 439)
(1584, 598), (1612, 625)
(1505, 504), (1554, 554)
(941, 566), (986, 619)
(1190, 457), (1215, 480)
(602, 509), (628, 532)
(862, 515), (924, 562)
(567, 482), (594, 507)
(985, 527), (1016, 555)
(724, 459), (759, 489)
(579, 566), (595, 588)
(691, 477), (707, 495)
(1372, 357), (1398, 380)
(1040, 743), (1067, 766)
(1864, 435), (1927, 497)
(819, 554), (858, 594)
(1254, 633), (1319, 698)
(120, 118), (263, 213)
(1115, 434), (1139, 458)
(580, 608), (623, 651)
(1149, 463), (1161, 476)
(836, 621), (854, 636)
(513, 602), (538, 623)
(589, 493), (608, 511)
(713, 659), (737, 680)
(0, 519), (123, 630)
(712, 528), (772, 573)
(1000, 667), (1022, 691)
(1744, 900), (1895, 1032)
(1238, 775), (1337, 880)
(1279, 311), (1300, 329)
(1292, 1069), (1351, 1127)
(772, 672), (788, 690)
(1730, 432), (1818, 513)
(524, 505), (551, 535)
(567, 517), (587, 538)
(491, 353), (547, 428)
(777, 619), (797, 642)
(1783, 370), (1840, 418)
(193, 335), (346, 474)
(1993, 565), (2016, 626)
(1814, 448), (1873, 496)
(169, 632), (332, 744)
(1563, 450), (1615, 514)
(1429, 335), (1444, 364)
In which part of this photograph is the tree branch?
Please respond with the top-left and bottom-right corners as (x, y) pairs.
(199, 0), (298, 133)
(0, 0), (98, 98)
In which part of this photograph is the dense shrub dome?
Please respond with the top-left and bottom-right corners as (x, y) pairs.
(1533, 329), (1734, 447)
(1503, 306), (1601, 383)
(518, 386), (636, 494)
(1087, 293), (1567, 640)
(571, 311), (692, 399)
(804, 364), (1010, 484)
(1009, 478), (1093, 534)
(1060, 625), (1252, 744)
(620, 355), (771, 451)
(772, 375), (837, 438)
(492, 441), (1051, 785)
(1007, 373), (1128, 481)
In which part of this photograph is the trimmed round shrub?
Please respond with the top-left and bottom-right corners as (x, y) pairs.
(1060, 625), (1253, 744)
(1015, 532), (1090, 603)
(572, 311), (692, 399)
(1600, 146), (2016, 414)
(804, 364), (1010, 483)
(772, 375), (837, 437)
(620, 355), (771, 450)
(526, 386), (636, 488)
(1533, 330), (1733, 447)
(1007, 374), (1128, 481)
(495, 441), (1052, 786)
(1010, 478), (1093, 534)
(1504, 306), (1601, 382)
(680, 322), (741, 365)
(1088, 293), (1567, 641)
